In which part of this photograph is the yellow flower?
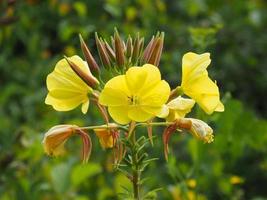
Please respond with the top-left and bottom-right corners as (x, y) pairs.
(158, 96), (195, 121)
(230, 175), (244, 185)
(99, 64), (170, 124)
(188, 118), (214, 143)
(94, 128), (117, 149)
(180, 52), (224, 114)
(42, 125), (77, 156)
(45, 55), (96, 114)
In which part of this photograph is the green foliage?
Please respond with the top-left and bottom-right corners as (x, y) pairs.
(1, 0), (267, 199)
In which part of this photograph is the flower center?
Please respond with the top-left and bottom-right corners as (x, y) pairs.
(128, 95), (139, 105)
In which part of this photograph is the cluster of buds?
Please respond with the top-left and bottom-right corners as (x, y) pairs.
(79, 29), (164, 76)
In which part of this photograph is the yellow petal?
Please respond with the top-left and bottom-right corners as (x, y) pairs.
(167, 96), (195, 110)
(156, 105), (169, 118)
(45, 93), (86, 112)
(140, 80), (170, 106)
(108, 106), (131, 124)
(215, 101), (224, 112)
(185, 76), (221, 114)
(125, 64), (161, 94)
(181, 52), (211, 86)
(99, 75), (130, 106)
(81, 99), (90, 114)
(128, 106), (154, 122)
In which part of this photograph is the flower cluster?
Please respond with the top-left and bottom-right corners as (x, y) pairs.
(43, 30), (224, 162)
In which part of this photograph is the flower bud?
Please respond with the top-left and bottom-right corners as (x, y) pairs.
(114, 28), (125, 68)
(79, 34), (100, 76)
(188, 118), (214, 143)
(64, 56), (99, 88)
(95, 32), (111, 68)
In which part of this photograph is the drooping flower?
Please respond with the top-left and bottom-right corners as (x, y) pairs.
(45, 55), (98, 114)
(188, 118), (214, 143)
(180, 52), (224, 114)
(43, 125), (77, 156)
(42, 125), (92, 163)
(94, 127), (118, 149)
(158, 96), (195, 121)
(99, 64), (171, 124)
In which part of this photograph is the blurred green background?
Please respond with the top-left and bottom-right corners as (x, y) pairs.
(1, 0), (267, 199)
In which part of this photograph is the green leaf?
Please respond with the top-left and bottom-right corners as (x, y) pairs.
(51, 163), (71, 193)
(71, 162), (102, 186)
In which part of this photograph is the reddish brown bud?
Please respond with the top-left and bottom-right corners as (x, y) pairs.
(114, 29), (125, 68)
(104, 40), (116, 62)
(142, 36), (155, 62)
(64, 56), (99, 88)
(79, 34), (100, 75)
(95, 32), (111, 68)
(147, 32), (164, 66)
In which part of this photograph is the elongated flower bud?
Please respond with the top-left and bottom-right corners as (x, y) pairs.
(147, 32), (164, 66)
(95, 32), (111, 68)
(126, 35), (133, 59)
(64, 56), (99, 88)
(79, 34), (100, 76)
(114, 29), (125, 68)
(104, 40), (116, 62)
(142, 36), (155, 62)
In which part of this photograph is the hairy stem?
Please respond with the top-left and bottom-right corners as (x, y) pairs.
(131, 131), (141, 200)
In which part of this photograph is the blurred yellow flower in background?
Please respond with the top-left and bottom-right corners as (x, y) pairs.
(180, 52), (224, 114)
(45, 55), (96, 114)
(99, 64), (170, 124)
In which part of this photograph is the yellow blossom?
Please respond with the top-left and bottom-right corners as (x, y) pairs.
(188, 118), (214, 143)
(99, 64), (170, 124)
(230, 175), (244, 185)
(158, 96), (195, 121)
(180, 52), (224, 114)
(94, 128), (117, 149)
(42, 125), (77, 156)
(45, 55), (97, 114)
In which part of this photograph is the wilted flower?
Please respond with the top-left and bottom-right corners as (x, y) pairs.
(99, 64), (170, 124)
(188, 118), (214, 143)
(43, 125), (77, 156)
(42, 125), (92, 163)
(94, 126), (118, 149)
(180, 52), (224, 114)
(158, 96), (195, 121)
(45, 55), (98, 114)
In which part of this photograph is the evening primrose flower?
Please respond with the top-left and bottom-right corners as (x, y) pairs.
(188, 118), (214, 143)
(180, 52), (224, 114)
(99, 64), (170, 124)
(45, 55), (98, 114)
(158, 96), (195, 121)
